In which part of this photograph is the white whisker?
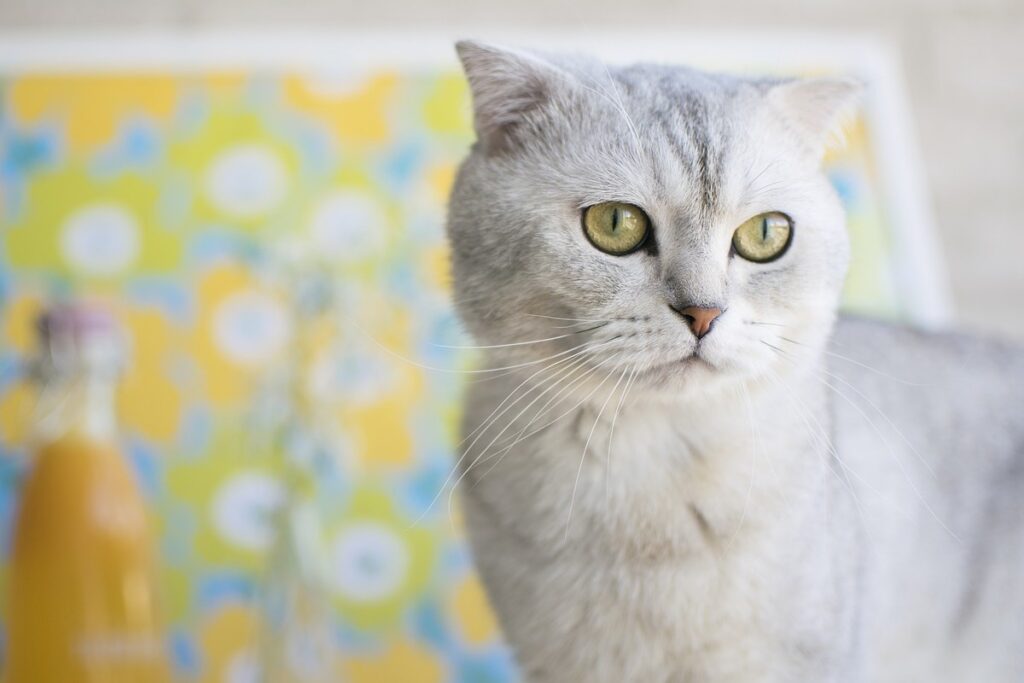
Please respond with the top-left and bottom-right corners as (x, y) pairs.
(413, 340), (613, 526)
(448, 353), (623, 527)
(776, 334), (930, 387)
(433, 323), (607, 350)
(565, 365), (630, 542)
(818, 373), (959, 543)
(727, 384), (759, 549)
(763, 340), (958, 542)
(600, 62), (645, 159)
(354, 315), (611, 376)
(763, 364), (883, 533)
(769, 337), (938, 477)
(605, 365), (639, 502)
(524, 313), (617, 324)
(471, 354), (629, 485)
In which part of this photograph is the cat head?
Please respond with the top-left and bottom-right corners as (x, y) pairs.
(447, 40), (860, 398)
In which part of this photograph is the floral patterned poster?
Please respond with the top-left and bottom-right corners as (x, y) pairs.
(0, 36), (944, 682)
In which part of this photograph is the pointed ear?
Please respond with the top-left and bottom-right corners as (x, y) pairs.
(768, 77), (864, 158)
(455, 40), (565, 154)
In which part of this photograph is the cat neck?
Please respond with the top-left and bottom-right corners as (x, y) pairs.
(567, 366), (832, 557)
(595, 357), (828, 451)
(460, 355), (833, 558)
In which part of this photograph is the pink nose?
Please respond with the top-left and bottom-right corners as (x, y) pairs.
(675, 305), (722, 339)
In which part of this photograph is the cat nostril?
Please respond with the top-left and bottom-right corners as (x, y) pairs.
(670, 304), (723, 339)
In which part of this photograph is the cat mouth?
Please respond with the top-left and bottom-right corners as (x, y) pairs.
(681, 353), (715, 369)
(641, 352), (715, 377)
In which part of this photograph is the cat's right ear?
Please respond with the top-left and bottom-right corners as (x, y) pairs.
(455, 40), (564, 154)
(767, 77), (864, 159)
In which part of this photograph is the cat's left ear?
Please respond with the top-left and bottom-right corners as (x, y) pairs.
(768, 77), (864, 158)
(455, 40), (567, 154)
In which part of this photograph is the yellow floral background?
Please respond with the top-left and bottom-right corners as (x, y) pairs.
(0, 62), (898, 682)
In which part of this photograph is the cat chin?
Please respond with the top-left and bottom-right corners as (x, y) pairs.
(624, 344), (800, 404)
(629, 354), (742, 399)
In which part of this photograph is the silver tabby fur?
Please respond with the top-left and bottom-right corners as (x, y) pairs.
(446, 40), (1024, 683)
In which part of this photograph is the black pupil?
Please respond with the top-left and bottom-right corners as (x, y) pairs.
(611, 207), (621, 233)
(761, 218), (769, 241)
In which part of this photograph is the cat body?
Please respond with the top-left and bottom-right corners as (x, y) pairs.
(459, 318), (1024, 682)
(446, 41), (1024, 682)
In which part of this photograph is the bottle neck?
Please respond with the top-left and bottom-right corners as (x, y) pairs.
(32, 367), (119, 445)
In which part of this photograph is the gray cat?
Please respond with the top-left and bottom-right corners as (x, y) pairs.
(445, 40), (1024, 682)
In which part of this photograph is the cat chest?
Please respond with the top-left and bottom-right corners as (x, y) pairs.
(521, 548), (784, 681)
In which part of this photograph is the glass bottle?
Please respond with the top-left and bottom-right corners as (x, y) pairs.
(5, 305), (170, 683)
(255, 266), (336, 683)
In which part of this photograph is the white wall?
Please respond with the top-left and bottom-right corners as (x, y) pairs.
(2, 0), (1022, 340)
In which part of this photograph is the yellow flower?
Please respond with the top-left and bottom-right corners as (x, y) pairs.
(283, 73), (399, 147)
(188, 263), (288, 408)
(326, 488), (435, 630)
(197, 602), (261, 683)
(168, 105), (301, 231)
(118, 307), (184, 443)
(342, 638), (444, 683)
(4, 165), (182, 283)
(422, 71), (472, 136)
(9, 75), (178, 155)
(338, 305), (422, 467)
(450, 573), (501, 647)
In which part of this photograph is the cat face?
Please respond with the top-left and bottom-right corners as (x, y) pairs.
(447, 41), (858, 398)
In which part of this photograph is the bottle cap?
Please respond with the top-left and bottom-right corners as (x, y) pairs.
(35, 303), (126, 378)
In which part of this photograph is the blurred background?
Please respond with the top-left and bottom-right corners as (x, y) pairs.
(2, 0), (1022, 339)
(0, 2), (1020, 683)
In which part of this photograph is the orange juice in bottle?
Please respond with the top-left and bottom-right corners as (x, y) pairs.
(4, 305), (170, 683)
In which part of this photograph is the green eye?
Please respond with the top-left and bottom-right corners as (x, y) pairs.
(582, 202), (650, 255)
(732, 212), (793, 263)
